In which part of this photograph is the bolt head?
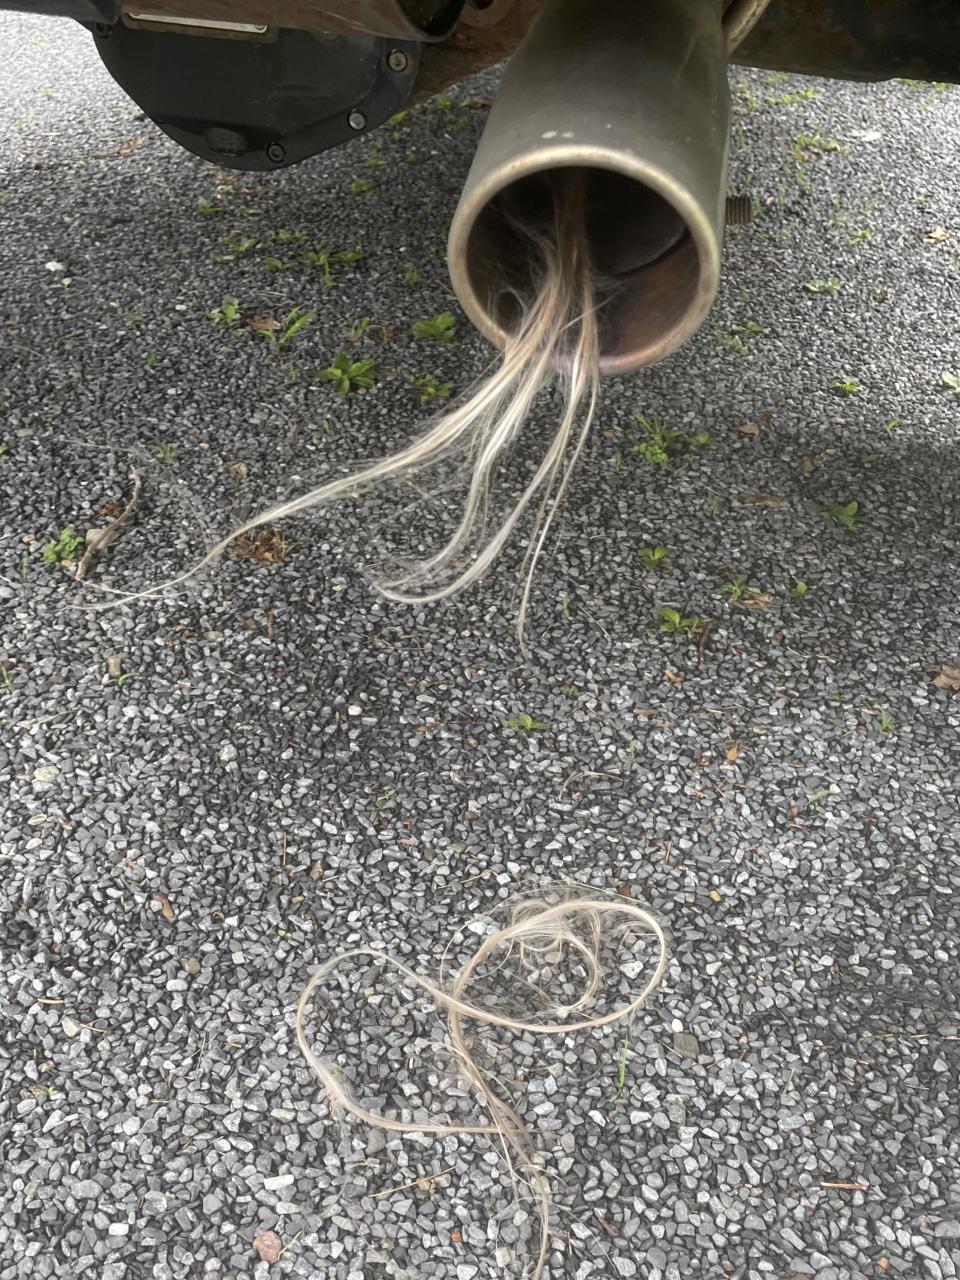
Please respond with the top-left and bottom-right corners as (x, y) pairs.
(348, 110), (367, 132)
(265, 141), (286, 164)
(387, 49), (408, 73)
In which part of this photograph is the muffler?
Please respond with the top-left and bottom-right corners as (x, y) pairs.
(447, 0), (730, 375)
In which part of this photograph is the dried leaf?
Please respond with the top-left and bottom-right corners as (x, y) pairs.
(726, 742), (740, 762)
(226, 460), (249, 482)
(616, 882), (632, 897)
(664, 669), (684, 685)
(850, 128), (882, 143)
(799, 455), (817, 476)
(819, 1180), (868, 1191)
(154, 891), (175, 922)
(876, 1260), (890, 1272)
(740, 591), (772, 610)
(933, 663), (960, 691)
(116, 137), (141, 157)
(738, 422), (760, 437)
(106, 655), (123, 678)
(741, 493), (785, 508)
(247, 315), (281, 333)
(229, 526), (295, 563)
(924, 226), (951, 244)
(708, 889), (722, 903)
(252, 1231), (283, 1264)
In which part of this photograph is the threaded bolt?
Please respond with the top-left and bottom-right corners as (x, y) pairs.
(725, 194), (753, 226)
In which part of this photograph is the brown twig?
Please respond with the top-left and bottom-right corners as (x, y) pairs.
(75, 470), (142, 581)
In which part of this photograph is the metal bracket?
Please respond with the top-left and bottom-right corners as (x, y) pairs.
(116, 0), (465, 38)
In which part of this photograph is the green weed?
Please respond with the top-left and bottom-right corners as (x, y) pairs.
(832, 377), (861, 395)
(208, 296), (242, 329)
(655, 606), (709, 637)
(637, 545), (669, 570)
(42, 525), (84, 565)
(319, 353), (377, 393)
(505, 712), (548, 733)
(721, 575), (771, 608)
(412, 312), (456, 342)
(820, 499), (861, 532)
(411, 373), (454, 403)
(305, 241), (364, 286)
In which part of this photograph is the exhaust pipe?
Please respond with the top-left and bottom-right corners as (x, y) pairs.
(447, 0), (730, 375)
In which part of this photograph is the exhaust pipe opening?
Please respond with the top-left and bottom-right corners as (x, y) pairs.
(461, 165), (706, 373)
(447, 0), (730, 376)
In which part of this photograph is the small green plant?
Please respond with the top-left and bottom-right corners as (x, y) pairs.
(195, 196), (220, 215)
(208, 296), (242, 329)
(505, 712), (548, 733)
(637, 545), (669, 570)
(152, 442), (177, 463)
(884, 418), (903, 434)
(319, 353), (377, 393)
(848, 227), (873, 245)
(790, 580), (811, 599)
(804, 277), (844, 294)
(264, 306), (314, 351)
(793, 132), (846, 159)
(404, 265), (421, 285)
(411, 373), (454, 403)
(630, 415), (683, 464)
(876, 708), (895, 733)
(145, 351), (157, 368)
(223, 233), (256, 256)
(344, 316), (392, 344)
(941, 372), (960, 396)
(768, 85), (822, 105)
(655, 606), (708, 637)
(266, 229), (307, 244)
(264, 255), (297, 273)
(305, 241), (364, 286)
(715, 320), (762, 357)
(42, 525), (84, 565)
(832, 377), (861, 396)
(0, 443), (7, 457)
(627, 415), (709, 466)
(721, 575), (770, 607)
(820, 499), (861, 532)
(412, 312), (457, 343)
(348, 177), (376, 195)
(716, 330), (748, 357)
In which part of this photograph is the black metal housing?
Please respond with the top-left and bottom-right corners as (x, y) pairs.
(89, 21), (419, 170)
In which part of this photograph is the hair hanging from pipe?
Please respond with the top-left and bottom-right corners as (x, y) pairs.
(102, 171), (604, 646)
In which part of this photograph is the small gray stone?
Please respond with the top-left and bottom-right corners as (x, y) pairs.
(673, 1032), (700, 1058)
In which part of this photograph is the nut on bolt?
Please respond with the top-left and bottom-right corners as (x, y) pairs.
(387, 49), (408, 73)
(348, 110), (367, 131)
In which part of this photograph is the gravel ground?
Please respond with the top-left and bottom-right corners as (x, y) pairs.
(2, 12), (960, 1280)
